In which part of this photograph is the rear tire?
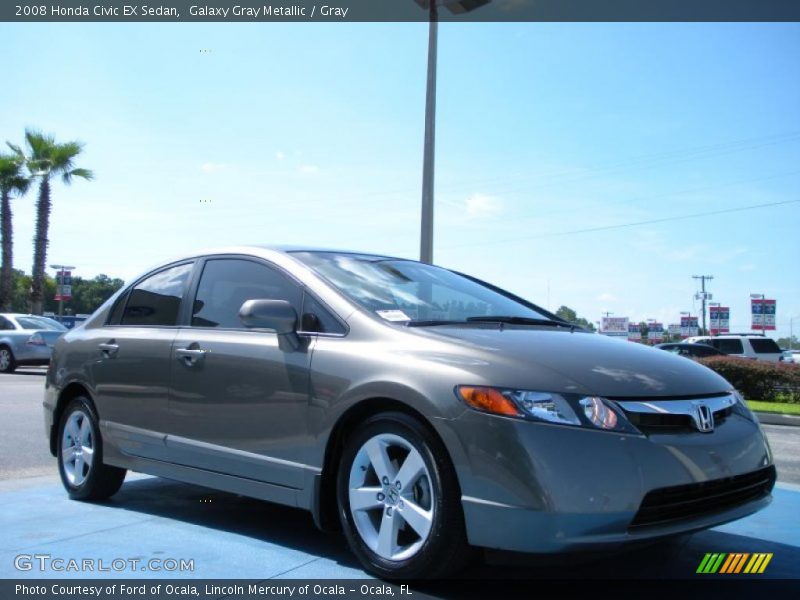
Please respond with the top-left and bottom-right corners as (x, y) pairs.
(337, 411), (472, 579)
(57, 396), (126, 501)
(0, 345), (16, 373)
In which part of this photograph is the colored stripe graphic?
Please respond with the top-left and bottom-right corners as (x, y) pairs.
(700, 552), (773, 574)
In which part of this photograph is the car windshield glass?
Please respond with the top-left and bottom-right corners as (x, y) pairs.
(292, 252), (551, 324)
(15, 316), (67, 331)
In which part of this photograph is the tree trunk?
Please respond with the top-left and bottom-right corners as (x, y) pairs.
(0, 189), (12, 312)
(31, 178), (51, 315)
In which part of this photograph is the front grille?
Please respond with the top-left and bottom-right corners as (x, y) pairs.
(629, 466), (776, 531)
(625, 406), (732, 431)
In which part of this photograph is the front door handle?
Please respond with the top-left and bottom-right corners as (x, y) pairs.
(98, 341), (119, 358)
(175, 346), (207, 366)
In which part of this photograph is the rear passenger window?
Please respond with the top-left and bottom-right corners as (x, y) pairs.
(751, 338), (781, 354)
(121, 263), (193, 326)
(712, 339), (743, 354)
(191, 259), (301, 329)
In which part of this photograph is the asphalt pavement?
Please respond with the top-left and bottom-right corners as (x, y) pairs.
(1, 368), (799, 582)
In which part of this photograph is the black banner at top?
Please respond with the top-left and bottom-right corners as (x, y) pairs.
(4, 0), (800, 23)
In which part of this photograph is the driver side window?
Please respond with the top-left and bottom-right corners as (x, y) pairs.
(191, 259), (301, 329)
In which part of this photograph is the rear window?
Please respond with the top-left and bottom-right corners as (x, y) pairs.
(710, 339), (744, 354)
(751, 338), (781, 354)
(15, 316), (67, 331)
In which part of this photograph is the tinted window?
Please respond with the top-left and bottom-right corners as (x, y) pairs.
(711, 339), (743, 354)
(192, 259), (301, 329)
(301, 292), (345, 334)
(751, 338), (781, 354)
(688, 345), (719, 357)
(0, 317), (14, 330)
(108, 290), (130, 325)
(121, 263), (193, 326)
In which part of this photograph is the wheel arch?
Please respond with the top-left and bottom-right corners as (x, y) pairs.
(50, 382), (95, 456)
(312, 396), (459, 532)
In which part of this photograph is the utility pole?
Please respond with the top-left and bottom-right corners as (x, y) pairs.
(693, 275), (714, 335)
(419, 0), (438, 264)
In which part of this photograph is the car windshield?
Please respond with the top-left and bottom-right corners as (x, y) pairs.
(292, 251), (552, 324)
(15, 316), (68, 331)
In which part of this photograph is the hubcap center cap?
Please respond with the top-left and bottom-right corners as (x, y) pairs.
(383, 485), (399, 506)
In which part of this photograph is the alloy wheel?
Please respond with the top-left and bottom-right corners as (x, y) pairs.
(61, 410), (94, 486)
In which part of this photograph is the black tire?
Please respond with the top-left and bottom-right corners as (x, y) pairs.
(57, 396), (126, 501)
(0, 345), (16, 373)
(337, 411), (472, 579)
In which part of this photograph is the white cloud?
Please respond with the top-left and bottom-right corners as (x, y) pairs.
(465, 193), (503, 219)
(275, 151), (285, 161)
(298, 164), (319, 175)
(597, 292), (617, 302)
(200, 162), (227, 173)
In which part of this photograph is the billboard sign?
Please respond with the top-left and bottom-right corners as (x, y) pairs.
(668, 323), (682, 337)
(601, 316), (629, 337)
(627, 322), (641, 342)
(709, 306), (730, 335)
(751, 299), (776, 331)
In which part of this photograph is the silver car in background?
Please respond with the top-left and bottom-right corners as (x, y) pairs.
(43, 247), (775, 579)
(0, 313), (67, 373)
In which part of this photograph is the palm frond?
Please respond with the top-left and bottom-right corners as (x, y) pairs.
(63, 167), (94, 184)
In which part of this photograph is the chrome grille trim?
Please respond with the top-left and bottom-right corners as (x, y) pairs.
(615, 393), (736, 432)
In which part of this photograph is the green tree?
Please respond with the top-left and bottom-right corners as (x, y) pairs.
(69, 274), (124, 314)
(8, 130), (93, 315)
(0, 153), (30, 311)
(555, 305), (597, 331)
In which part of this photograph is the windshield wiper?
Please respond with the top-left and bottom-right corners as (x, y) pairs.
(466, 316), (575, 329)
(405, 319), (468, 327)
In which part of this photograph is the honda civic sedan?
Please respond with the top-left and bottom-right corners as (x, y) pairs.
(44, 246), (776, 578)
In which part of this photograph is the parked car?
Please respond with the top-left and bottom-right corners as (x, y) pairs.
(684, 334), (783, 362)
(654, 342), (726, 359)
(44, 247), (776, 578)
(780, 350), (799, 364)
(0, 313), (68, 373)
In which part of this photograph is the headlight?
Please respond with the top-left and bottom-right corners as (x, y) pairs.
(456, 386), (638, 433)
(731, 389), (756, 422)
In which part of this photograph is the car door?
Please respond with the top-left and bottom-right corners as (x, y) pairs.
(88, 261), (194, 461)
(166, 257), (314, 489)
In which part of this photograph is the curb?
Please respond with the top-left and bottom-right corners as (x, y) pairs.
(755, 411), (800, 427)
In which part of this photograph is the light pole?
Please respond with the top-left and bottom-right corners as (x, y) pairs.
(49, 263), (75, 322)
(415, 0), (490, 264)
(750, 293), (765, 336)
(693, 275), (714, 335)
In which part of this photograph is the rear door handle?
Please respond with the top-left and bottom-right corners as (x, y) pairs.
(98, 342), (119, 358)
(175, 347), (207, 366)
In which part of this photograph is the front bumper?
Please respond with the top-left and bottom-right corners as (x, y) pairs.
(444, 409), (774, 553)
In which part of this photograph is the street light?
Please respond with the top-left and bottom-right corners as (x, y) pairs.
(49, 263), (75, 322)
(414, 0), (490, 264)
(750, 293), (766, 336)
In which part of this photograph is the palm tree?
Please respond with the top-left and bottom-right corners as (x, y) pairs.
(0, 153), (30, 312)
(9, 130), (93, 315)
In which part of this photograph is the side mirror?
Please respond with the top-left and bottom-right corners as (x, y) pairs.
(239, 299), (297, 334)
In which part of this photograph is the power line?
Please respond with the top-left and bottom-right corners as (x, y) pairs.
(446, 198), (800, 249)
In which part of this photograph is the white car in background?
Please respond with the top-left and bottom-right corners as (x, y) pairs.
(780, 350), (799, 364)
(684, 334), (783, 363)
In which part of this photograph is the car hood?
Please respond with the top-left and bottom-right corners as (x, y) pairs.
(417, 326), (731, 398)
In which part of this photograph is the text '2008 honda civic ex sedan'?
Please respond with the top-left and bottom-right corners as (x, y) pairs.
(44, 246), (776, 578)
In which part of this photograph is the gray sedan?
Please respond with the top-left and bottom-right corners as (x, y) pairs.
(43, 247), (775, 578)
(0, 313), (67, 373)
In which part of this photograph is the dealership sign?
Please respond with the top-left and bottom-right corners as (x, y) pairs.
(601, 316), (629, 337)
(54, 270), (72, 301)
(668, 323), (682, 337)
(680, 315), (699, 338)
(751, 299), (776, 331)
(647, 322), (664, 343)
(709, 306), (730, 335)
(627, 322), (641, 341)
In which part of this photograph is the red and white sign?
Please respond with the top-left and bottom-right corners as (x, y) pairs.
(647, 322), (664, 343)
(680, 315), (699, 338)
(627, 322), (641, 342)
(751, 299), (776, 331)
(54, 270), (72, 301)
(709, 306), (730, 335)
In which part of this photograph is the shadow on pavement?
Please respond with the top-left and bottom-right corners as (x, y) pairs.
(99, 477), (799, 586)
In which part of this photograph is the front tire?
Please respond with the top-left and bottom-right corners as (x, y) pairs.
(337, 412), (471, 579)
(57, 396), (126, 501)
(0, 345), (16, 373)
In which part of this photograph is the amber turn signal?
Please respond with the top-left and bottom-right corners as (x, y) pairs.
(457, 386), (521, 417)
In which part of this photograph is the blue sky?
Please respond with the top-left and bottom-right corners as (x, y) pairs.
(1, 22), (799, 338)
